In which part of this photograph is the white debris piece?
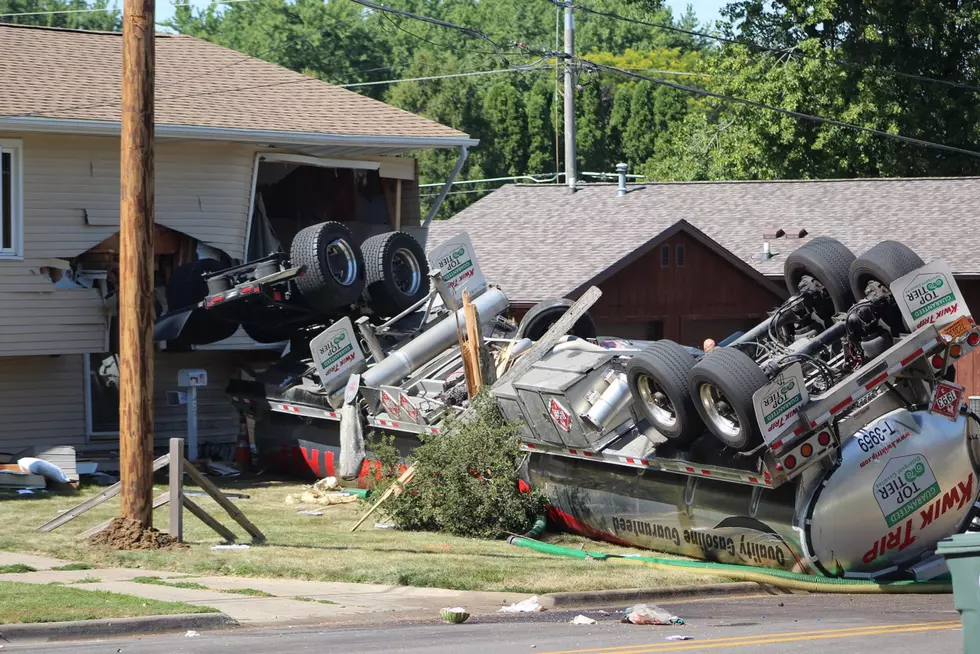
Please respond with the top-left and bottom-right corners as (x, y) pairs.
(498, 596), (545, 613)
(297, 510), (324, 516)
(211, 544), (250, 550)
(17, 457), (69, 483)
(665, 635), (693, 641)
(570, 615), (597, 625)
(622, 604), (684, 625)
(184, 630), (200, 638)
(312, 476), (341, 492)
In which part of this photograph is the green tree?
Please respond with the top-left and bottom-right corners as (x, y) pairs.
(575, 77), (608, 173)
(0, 0), (120, 30)
(526, 78), (556, 174)
(483, 82), (529, 177)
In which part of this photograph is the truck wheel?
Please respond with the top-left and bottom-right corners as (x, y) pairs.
(849, 241), (924, 300)
(243, 323), (289, 345)
(165, 259), (239, 345)
(689, 347), (768, 451)
(627, 341), (703, 444)
(361, 231), (430, 317)
(517, 298), (597, 341)
(291, 221), (365, 312)
(784, 236), (856, 312)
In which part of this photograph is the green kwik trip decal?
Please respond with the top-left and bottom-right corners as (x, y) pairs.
(443, 258), (473, 282)
(875, 454), (941, 527)
(322, 343), (353, 368)
(907, 274), (955, 319)
(764, 394), (801, 425)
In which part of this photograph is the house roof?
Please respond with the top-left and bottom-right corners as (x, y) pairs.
(426, 178), (980, 304)
(0, 23), (472, 148)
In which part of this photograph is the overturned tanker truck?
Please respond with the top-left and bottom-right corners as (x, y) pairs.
(193, 231), (980, 580)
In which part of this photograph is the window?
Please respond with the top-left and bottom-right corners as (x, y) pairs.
(676, 245), (686, 267)
(0, 139), (23, 259)
(660, 244), (671, 268)
(85, 353), (120, 437)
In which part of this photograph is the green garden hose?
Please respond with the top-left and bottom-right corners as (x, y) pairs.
(508, 536), (951, 594)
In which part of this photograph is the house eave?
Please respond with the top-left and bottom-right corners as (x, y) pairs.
(0, 116), (478, 150)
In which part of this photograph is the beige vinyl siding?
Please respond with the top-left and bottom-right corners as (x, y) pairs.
(0, 355), (87, 453)
(0, 132), (258, 356)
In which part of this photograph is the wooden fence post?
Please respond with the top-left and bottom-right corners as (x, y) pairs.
(168, 438), (184, 542)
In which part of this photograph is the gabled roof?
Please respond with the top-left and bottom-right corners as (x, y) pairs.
(0, 23), (473, 149)
(427, 178), (980, 303)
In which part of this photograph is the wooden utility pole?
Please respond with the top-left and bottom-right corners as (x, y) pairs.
(119, 0), (156, 527)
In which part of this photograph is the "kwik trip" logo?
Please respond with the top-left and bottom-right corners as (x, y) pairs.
(907, 274), (955, 320)
(763, 376), (801, 426)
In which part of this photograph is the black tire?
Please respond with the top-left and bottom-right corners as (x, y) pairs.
(361, 231), (430, 317)
(243, 323), (289, 344)
(165, 259), (239, 345)
(167, 258), (225, 312)
(517, 298), (597, 341)
(689, 347), (769, 451)
(849, 241), (925, 300)
(290, 221), (365, 312)
(626, 341), (703, 444)
(784, 236), (856, 312)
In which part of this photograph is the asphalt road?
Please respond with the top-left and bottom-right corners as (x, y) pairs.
(6, 592), (964, 653)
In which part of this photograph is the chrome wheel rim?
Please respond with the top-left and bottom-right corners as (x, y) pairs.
(392, 247), (421, 295)
(698, 383), (741, 440)
(326, 239), (357, 286)
(636, 375), (677, 427)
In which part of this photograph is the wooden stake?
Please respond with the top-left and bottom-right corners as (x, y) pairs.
(183, 460), (265, 542)
(168, 438), (184, 542)
(462, 293), (483, 396)
(350, 463), (417, 532)
(119, 0), (156, 527)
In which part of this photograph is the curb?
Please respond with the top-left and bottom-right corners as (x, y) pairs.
(541, 582), (783, 608)
(0, 612), (238, 642)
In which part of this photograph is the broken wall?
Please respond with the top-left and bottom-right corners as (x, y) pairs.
(0, 132), (256, 356)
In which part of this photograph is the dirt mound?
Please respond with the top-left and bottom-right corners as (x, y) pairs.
(89, 517), (186, 550)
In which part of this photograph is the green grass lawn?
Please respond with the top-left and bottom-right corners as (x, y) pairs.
(0, 476), (719, 594)
(0, 581), (216, 624)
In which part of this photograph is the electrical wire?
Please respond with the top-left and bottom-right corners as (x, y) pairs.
(341, 65), (545, 88)
(346, 0), (505, 51)
(580, 58), (980, 159)
(547, 0), (980, 94)
(0, 0), (256, 19)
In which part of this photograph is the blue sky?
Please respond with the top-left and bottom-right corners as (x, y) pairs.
(157, 0), (729, 30)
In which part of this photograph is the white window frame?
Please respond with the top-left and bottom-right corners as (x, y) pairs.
(83, 352), (121, 439)
(0, 138), (24, 260)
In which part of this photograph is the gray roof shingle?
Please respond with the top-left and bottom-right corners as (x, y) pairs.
(427, 178), (980, 303)
(0, 23), (468, 141)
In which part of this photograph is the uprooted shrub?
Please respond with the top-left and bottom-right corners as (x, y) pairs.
(369, 393), (545, 539)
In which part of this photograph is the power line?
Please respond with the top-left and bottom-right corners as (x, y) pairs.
(341, 66), (545, 88)
(347, 0), (506, 52)
(549, 0), (980, 94)
(0, 0), (256, 19)
(582, 58), (980, 159)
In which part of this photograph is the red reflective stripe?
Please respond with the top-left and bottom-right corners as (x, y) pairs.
(865, 372), (889, 391)
(901, 349), (924, 367)
(830, 397), (853, 415)
(685, 466), (695, 473)
(568, 449), (578, 455)
(625, 457), (635, 464)
(583, 451), (594, 457)
(749, 477), (758, 483)
(771, 439), (783, 450)
(525, 443), (536, 449)
(701, 469), (711, 476)
(793, 426), (805, 436)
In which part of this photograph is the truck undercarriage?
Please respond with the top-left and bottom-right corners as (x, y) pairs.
(164, 230), (980, 581)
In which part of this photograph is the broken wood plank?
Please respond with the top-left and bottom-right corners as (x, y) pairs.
(182, 460), (265, 542)
(182, 495), (237, 543)
(462, 291), (482, 397)
(36, 454), (169, 532)
(79, 493), (169, 539)
(350, 463), (417, 533)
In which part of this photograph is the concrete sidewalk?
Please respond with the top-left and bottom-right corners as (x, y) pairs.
(0, 551), (518, 627)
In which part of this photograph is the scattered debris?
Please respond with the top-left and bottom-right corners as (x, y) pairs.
(211, 544), (250, 550)
(297, 510), (324, 516)
(184, 630), (200, 638)
(89, 517), (183, 550)
(571, 615), (597, 625)
(206, 461), (240, 477)
(16, 489), (34, 495)
(622, 604), (684, 626)
(313, 476), (341, 492)
(374, 523), (400, 530)
(665, 635), (693, 641)
(440, 607), (470, 624)
(284, 476), (359, 506)
(498, 596), (545, 613)
(0, 470), (46, 490)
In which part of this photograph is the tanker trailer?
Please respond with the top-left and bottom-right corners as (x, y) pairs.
(513, 238), (980, 579)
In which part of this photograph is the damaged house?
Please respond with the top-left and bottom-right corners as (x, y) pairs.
(0, 23), (473, 464)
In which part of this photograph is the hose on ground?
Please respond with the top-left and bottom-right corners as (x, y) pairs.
(522, 515), (547, 539)
(507, 536), (951, 594)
